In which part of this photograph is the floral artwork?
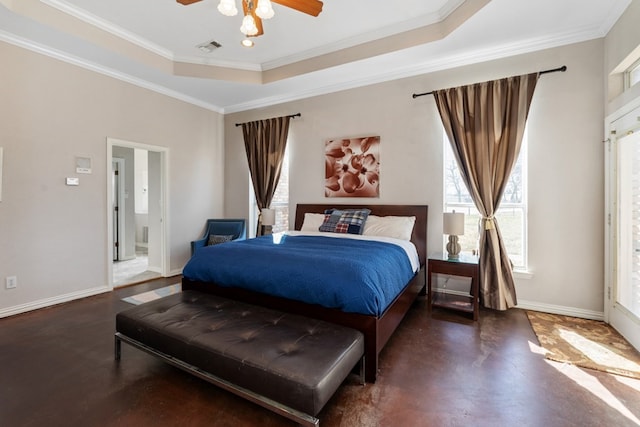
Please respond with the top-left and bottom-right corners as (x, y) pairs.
(325, 136), (380, 198)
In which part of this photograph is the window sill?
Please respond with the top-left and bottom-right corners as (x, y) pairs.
(513, 269), (534, 280)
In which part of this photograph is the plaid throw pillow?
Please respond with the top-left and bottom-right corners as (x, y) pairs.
(318, 208), (371, 235)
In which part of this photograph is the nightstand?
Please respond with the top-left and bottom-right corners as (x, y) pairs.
(427, 252), (480, 320)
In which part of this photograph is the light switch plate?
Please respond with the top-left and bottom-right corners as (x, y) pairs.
(66, 177), (79, 186)
(76, 157), (92, 174)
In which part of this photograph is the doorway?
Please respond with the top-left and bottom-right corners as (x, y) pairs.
(605, 102), (640, 352)
(107, 138), (168, 288)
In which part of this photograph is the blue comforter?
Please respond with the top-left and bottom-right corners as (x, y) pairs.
(182, 234), (416, 316)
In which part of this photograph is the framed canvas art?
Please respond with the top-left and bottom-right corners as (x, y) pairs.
(325, 136), (380, 198)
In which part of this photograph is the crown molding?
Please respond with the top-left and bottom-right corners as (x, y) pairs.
(43, 0), (468, 73)
(262, 0), (466, 71)
(172, 54), (263, 72)
(224, 25), (607, 113)
(41, 0), (265, 71)
(0, 20), (610, 116)
(2, 0), (627, 115)
(6, 0), (488, 85)
(41, 0), (174, 59)
(0, 30), (224, 113)
(596, 0), (632, 37)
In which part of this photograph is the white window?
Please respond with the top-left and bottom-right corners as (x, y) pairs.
(269, 148), (290, 233)
(625, 58), (640, 90)
(616, 132), (640, 318)
(250, 147), (289, 235)
(443, 134), (528, 270)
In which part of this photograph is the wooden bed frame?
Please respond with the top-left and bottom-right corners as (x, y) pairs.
(182, 204), (428, 382)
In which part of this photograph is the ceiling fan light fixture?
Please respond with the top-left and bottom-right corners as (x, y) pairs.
(241, 38), (255, 48)
(255, 0), (275, 19)
(217, 0), (238, 16)
(240, 14), (259, 36)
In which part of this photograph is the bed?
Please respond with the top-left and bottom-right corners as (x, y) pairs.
(182, 204), (428, 382)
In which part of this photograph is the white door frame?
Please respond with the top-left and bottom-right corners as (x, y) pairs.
(106, 138), (169, 289)
(604, 96), (640, 351)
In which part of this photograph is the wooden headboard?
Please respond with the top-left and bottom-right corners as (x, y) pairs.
(294, 204), (428, 267)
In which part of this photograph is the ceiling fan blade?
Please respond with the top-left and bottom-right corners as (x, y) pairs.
(242, 0), (264, 37)
(272, 0), (323, 17)
(176, 0), (203, 5)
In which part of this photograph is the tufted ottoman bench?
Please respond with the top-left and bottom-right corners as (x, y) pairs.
(115, 290), (364, 426)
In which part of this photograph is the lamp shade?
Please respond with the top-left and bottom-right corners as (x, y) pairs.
(256, 0), (275, 19)
(240, 14), (259, 36)
(261, 208), (276, 226)
(443, 211), (464, 236)
(217, 0), (238, 16)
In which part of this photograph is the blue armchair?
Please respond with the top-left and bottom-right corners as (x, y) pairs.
(191, 219), (246, 256)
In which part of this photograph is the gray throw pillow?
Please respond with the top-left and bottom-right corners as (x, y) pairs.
(207, 234), (234, 246)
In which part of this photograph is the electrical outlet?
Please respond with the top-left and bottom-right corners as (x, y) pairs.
(6, 276), (17, 289)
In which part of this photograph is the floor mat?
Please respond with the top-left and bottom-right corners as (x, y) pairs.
(526, 310), (640, 379)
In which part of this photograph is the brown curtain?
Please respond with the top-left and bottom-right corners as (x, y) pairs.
(242, 116), (291, 236)
(433, 73), (539, 310)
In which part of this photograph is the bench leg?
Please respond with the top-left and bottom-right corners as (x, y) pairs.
(114, 334), (122, 361)
(359, 357), (366, 385)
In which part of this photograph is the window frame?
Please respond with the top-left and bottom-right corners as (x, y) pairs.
(624, 58), (640, 90)
(249, 146), (290, 236)
(269, 147), (290, 234)
(443, 133), (529, 271)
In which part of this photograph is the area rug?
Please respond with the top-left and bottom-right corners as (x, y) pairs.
(526, 310), (640, 379)
(122, 283), (181, 305)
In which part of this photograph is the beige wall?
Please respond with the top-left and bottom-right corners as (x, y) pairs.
(0, 26), (616, 317)
(225, 40), (606, 316)
(0, 41), (225, 316)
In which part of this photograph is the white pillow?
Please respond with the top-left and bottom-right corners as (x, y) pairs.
(362, 215), (416, 241)
(300, 213), (326, 231)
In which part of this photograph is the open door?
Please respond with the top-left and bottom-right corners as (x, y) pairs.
(607, 130), (640, 350)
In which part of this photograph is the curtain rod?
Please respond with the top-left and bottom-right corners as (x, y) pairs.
(235, 113), (301, 127)
(411, 65), (567, 99)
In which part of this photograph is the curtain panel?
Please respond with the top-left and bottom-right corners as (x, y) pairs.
(242, 116), (291, 235)
(433, 73), (539, 310)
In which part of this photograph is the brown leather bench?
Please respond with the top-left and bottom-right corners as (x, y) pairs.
(115, 290), (364, 426)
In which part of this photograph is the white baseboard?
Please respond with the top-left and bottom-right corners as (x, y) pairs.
(433, 288), (605, 321)
(0, 286), (111, 319)
(516, 299), (604, 321)
(168, 268), (183, 277)
(139, 268), (181, 277)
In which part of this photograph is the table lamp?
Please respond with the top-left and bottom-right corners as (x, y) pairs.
(261, 208), (275, 235)
(443, 211), (464, 259)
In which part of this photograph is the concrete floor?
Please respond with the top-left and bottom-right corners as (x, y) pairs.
(1, 276), (639, 427)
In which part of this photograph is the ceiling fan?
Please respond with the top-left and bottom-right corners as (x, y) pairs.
(177, 0), (323, 43)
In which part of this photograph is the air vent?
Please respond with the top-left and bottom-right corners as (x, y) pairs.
(197, 40), (222, 53)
